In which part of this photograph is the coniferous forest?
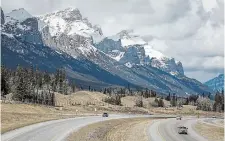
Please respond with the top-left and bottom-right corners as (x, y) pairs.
(1, 65), (75, 105)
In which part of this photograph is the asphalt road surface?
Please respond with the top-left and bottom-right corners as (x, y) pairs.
(2, 114), (138, 141)
(149, 118), (209, 141)
(3, 114), (175, 141)
(3, 114), (208, 141)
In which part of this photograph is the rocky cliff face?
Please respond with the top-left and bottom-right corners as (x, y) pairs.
(3, 8), (42, 45)
(1, 7), (5, 25)
(150, 57), (184, 76)
(39, 8), (103, 58)
(96, 30), (184, 75)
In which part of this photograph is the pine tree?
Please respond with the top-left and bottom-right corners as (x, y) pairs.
(1, 65), (10, 96)
(72, 80), (76, 93)
(14, 65), (28, 101)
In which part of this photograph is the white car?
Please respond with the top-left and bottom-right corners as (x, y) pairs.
(178, 126), (188, 134)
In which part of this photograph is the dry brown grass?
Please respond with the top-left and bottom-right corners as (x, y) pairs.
(106, 118), (152, 141)
(1, 103), (93, 133)
(194, 122), (224, 141)
(55, 91), (108, 107)
(1, 112), (79, 133)
(2, 91), (223, 134)
(67, 118), (153, 141)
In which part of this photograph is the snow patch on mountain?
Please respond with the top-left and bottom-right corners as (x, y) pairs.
(110, 50), (125, 61)
(125, 62), (133, 68)
(109, 30), (146, 47)
(144, 44), (165, 58)
(39, 8), (103, 41)
(1, 32), (14, 38)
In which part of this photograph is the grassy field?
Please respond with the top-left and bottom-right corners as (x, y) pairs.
(194, 122), (224, 141)
(1, 91), (223, 133)
(67, 117), (153, 141)
(1, 103), (92, 133)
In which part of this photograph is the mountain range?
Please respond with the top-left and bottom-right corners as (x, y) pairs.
(1, 7), (212, 96)
(204, 74), (224, 92)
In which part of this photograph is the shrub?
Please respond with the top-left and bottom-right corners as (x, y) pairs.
(196, 97), (212, 111)
(103, 95), (122, 106)
(158, 98), (164, 107)
(150, 98), (159, 107)
(135, 96), (143, 107)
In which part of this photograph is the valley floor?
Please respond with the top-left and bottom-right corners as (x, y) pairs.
(1, 91), (223, 134)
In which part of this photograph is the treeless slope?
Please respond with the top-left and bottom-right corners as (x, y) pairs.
(54, 91), (108, 107)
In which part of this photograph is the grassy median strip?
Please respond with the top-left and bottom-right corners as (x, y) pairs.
(194, 122), (224, 141)
(67, 117), (154, 141)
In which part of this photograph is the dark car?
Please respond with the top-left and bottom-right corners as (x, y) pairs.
(176, 116), (182, 120)
(102, 112), (108, 117)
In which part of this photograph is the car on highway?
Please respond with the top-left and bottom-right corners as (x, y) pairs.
(102, 112), (109, 117)
(178, 126), (188, 134)
(176, 116), (182, 120)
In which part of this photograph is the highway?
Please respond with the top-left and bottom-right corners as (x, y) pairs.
(2, 114), (138, 141)
(2, 115), (215, 141)
(1, 114), (158, 141)
(149, 118), (209, 141)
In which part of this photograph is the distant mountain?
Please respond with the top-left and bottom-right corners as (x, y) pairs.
(96, 30), (184, 76)
(1, 8), (212, 95)
(204, 74), (224, 92)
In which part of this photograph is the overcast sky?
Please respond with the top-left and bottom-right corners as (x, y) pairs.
(1, 0), (224, 82)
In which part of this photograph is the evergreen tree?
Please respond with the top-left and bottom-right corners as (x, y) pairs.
(1, 65), (10, 96)
(165, 93), (171, 101)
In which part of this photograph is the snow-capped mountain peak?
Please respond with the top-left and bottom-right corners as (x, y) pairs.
(39, 7), (103, 40)
(108, 30), (146, 47)
(44, 7), (82, 22)
(5, 8), (32, 23)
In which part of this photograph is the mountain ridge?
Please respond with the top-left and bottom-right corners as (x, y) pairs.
(204, 74), (224, 92)
(1, 7), (212, 95)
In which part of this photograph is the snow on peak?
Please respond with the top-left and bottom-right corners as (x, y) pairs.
(108, 30), (146, 47)
(44, 7), (82, 22)
(39, 7), (104, 40)
(5, 8), (32, 23)
(144, 44), (165, 59)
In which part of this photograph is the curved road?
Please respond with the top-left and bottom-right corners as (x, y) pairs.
(3, 114), (212, 141)
(3, 114), (174, 141)
(2, 114), (137, 141)
(149, 118), (209, 141)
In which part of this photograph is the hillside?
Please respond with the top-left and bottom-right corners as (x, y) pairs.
(204, 74), (224, 92)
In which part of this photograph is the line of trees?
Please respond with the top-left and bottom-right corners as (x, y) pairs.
(1, 65), (76, 105)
